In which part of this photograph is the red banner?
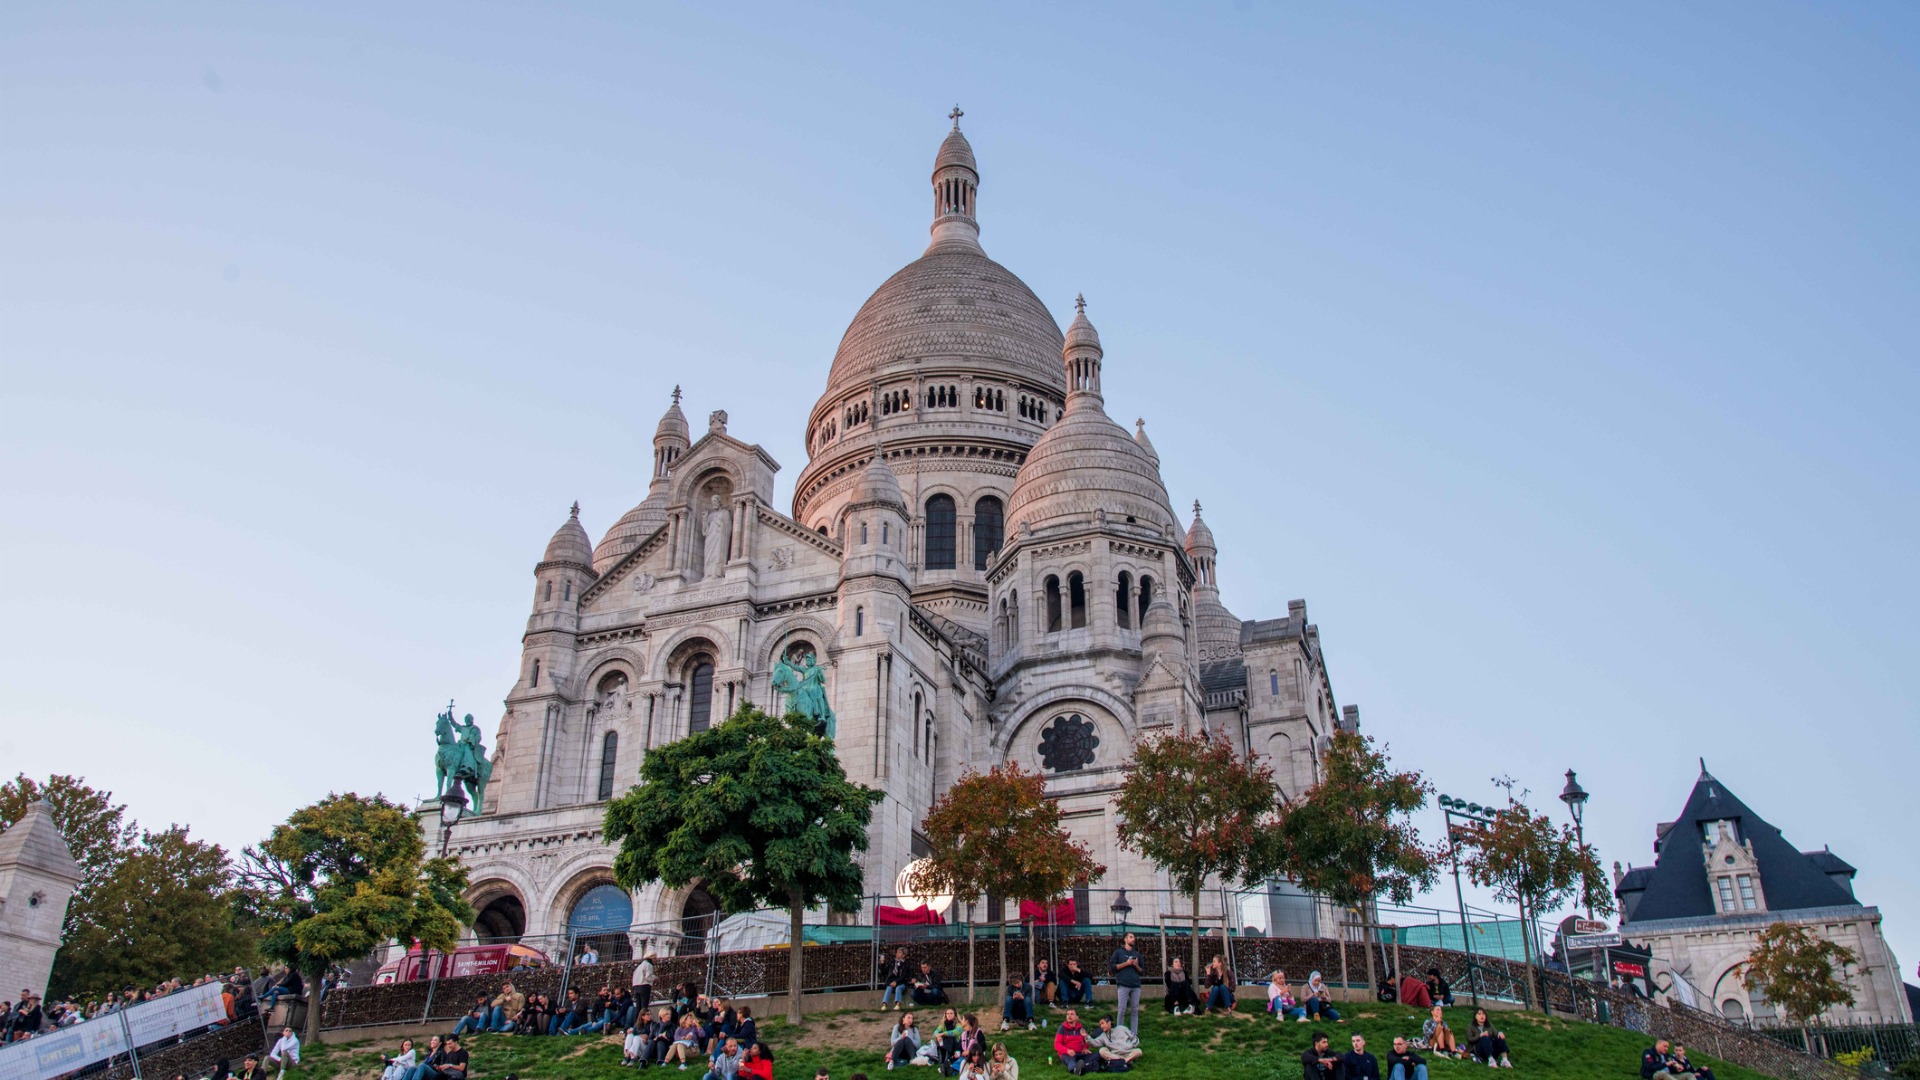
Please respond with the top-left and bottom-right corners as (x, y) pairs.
(877, 904), (946, 926)
(1019, 898), (1076, 925)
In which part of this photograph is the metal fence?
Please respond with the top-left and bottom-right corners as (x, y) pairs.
(1754, 1022), (1920, 1067)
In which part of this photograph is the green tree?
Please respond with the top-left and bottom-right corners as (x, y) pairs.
(1744, 922), (1858, 1048)
(0, 775), (138, 959)
(906, 763), (1103, 1002)
(1269, 730), (1440, 996)
(241, 792), (472, 1046)
(604, 705), (883, 1024)
(54, 826), (260, 997)
(1115, 730), (1277, 975)
(1459, 795), (1613, 1012)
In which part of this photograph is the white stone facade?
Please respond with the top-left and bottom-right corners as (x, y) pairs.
(435, 120), (1354, 953)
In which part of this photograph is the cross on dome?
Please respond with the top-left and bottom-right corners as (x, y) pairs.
(569, 501), (581, 519)
(949, 104), (964, 129)
(671, 385), (682, 405)
(1075, 293), (1087, 314)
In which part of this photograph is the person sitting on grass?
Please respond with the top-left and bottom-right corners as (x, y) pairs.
(931, 1009), (964, 1069)
(734, 1005), (757, 1050)
(1301, 1032), (1340, 1080)
(956, 1014), (985, 1068)
(1031, 959), (1058, 1011)
(1052, 1010), (1097, 1076)
(1341, 1033), (1383, 1080)
(420, 1036), (467, 1080)
(646, 1005), (677, 1066)
(1425, 969), (1454, 1007)
(1672, 1045), (1713, 1080)
(1000, 976), (1030, 1032)
(621, 1018), (650, 1067)
(666, 1012), (704, 1068)
(380, 1038), (417, 1080)
(1163, 957), (1200, 1016)
(1090, 1017), (1141, 1067)
(1469, 1009), (1512, 1068)
(881, 948), (912, 1012)
(237, 1055), (269, 1080)
(452, 995), (491, 1037)
(1640, 1038), (1693, 1080)
(267, 1027), (301, 1075)
(1303, 972), (1341, 1022)
(736, 1043), (772, 1080)
(986, 1042), (1019, 1080)
(885, 1010), (922, 1070)
(1268, 970), (1304, 1020)
(1203, 954), (1235, 1013)
(1386, 1036), (1429, 1080)
(703, 1037), (743, 1080)
(562, 988), (604, 1036)
(956, 1047), (990, 1080)
(1421, 1006), (1459, 1058)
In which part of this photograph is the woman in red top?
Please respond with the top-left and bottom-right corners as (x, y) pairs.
(737, 1042), (773, 1080)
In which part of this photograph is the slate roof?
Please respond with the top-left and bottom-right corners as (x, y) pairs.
(1199, 658), (1246, 696)
(1804, 849), (1856, 876)
(1616, 765), (1859, 926)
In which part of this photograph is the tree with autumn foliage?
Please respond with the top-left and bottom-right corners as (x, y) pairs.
(906, 763), (1103, 1001)
(1268, 730), (1440, 995)
(1458, 794), (1613, 1012)
(1115, 730), (1278, 975)
(1744, 922), (1858, 1047)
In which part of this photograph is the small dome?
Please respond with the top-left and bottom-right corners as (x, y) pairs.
(655, 386), (689, 443)
(935, 127), (977, 176)
(1133, 418), (1158, 463)
(1064, 295), (1102, 354)
(592, 493), (667, 573)
(1006, 397), (1176, 533)
(1142, 590), (1183, 645)
(542, 503), (594, 567)
(856, 446), (906, 509)
(1184, 501), (1216, 556)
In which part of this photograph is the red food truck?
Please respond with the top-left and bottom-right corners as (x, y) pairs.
(374, 942), (550, 984)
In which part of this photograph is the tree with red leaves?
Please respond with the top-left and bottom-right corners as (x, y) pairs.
(1115, 730), (1279, 975)
(908, 763), (1103, 1001)
(1458, 791), (1611, 1012)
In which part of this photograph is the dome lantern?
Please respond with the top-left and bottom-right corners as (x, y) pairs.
(929, 105), (981, 252)
(1064, 293), (1104, 402)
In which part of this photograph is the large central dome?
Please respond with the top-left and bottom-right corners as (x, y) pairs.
(821, 248), (1066, 402)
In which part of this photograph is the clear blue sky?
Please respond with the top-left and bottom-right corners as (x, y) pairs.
(5, 3), (1917, 978)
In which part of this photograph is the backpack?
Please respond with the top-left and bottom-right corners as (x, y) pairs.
(1102, 1059), (1131, 1073)
(1376, 981), (1397, 1003)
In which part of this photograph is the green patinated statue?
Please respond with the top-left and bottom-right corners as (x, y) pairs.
(772, 650), (836, 739)
(434, 702), (493, 815)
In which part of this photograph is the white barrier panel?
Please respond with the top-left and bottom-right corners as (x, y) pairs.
(0, 982), (229, 1080)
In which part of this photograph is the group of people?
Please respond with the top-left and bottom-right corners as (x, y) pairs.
(1302, 1031), (1441, 1080)
(1640, 1038), (1716, 1080)
(1262, 970), (1345, 1022)
(882, 1007), (1033, 1078)
(2, 965), (289, 1047)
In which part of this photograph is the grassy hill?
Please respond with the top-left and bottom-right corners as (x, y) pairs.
(301, 1000), (1777, 1080)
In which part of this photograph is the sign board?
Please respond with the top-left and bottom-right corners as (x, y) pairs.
(1572, 919), (1611, 936)
(1612, 960), (1646, 978)
(1568, 932), (1623, 949)
(0, 982), (226, 1080)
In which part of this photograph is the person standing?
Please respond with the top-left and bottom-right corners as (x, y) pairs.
(632, 952), (657, 1020)
(1109, 932), (1143, 1035)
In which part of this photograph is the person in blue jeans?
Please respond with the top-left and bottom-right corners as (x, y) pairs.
(450, 995), (491, 1037)
(1303, 971), (1341, 1022)
(1062, 960), (1094, 1004)
(1386, 1036), (1429, 1080)
(879, 947), (912, 1010)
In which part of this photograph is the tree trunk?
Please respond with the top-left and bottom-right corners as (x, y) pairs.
(997, 912), (1008, 1012)
(1517, 896), (1538, 1014)
(1189, 885), (1203, 982)
(968, 915), (978, 1005)
(1362, 903), (1378, 1003)
(787, 891), (806, 1025)
(303, 965), (325, 1048)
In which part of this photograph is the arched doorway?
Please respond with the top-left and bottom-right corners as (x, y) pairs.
(568, 882), (635, 962)
(473, 894), (526, 944)
(679, 885), (720, 955)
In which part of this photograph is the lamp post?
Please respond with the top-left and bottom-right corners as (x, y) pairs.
(1558, 770), (1590, 918)
(1111, 889), (1132, 933)
(1438, 794), (1498, 1011)
(438, 788), (468, 859)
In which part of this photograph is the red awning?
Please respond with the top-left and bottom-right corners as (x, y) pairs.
(1019, 898), (1076, 925)
(877, 904), (946, 926)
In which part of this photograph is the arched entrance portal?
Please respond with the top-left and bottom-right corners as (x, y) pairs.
(679, 885), (720, 955)
(568, 883), (635, 962)
(474, 894), (526, 944)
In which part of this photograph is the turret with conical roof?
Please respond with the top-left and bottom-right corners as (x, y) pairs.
(1186, 500), (1242, 660)
(0, 800), (82, 998)
(594, 388), (685, 572)
(929, 105), (980, 253)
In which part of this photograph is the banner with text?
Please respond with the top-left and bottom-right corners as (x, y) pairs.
(0, 982), (228, 1080)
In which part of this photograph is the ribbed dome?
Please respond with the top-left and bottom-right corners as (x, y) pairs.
(1184, 501), (1216, 556)
(655, 388), (688, 442)
(542, 503), (593, 567)
(935, 128), (977, 175)
(1133, 418), (1159, 464)
(1065, 297), (1102, 353)
(1006, 394), (1176, 533)
(592, 494), (667, 573)
(820, 248), (1067, 402)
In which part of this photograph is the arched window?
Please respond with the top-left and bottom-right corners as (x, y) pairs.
(543, 580), (553, 601)
(1270, 670), (1280, 698)
(972, 496), (1003, 571)
(688, 659), (715, 733)
(1009, 588), (1020, 643)
(1068, 571), (1088, 629)
(569, 882), (634, 962)
(1045, 575), (1062, 633)
(856, 606), (865, 637)
(1137, 575), (1154, 627)
(1115, 572), (1133, 630)
(860, 521), (868, 545)
(597, 731), (619, 800)
(531, 659), (541, 687)
(924, 712), (934, 763)
(563, 580), (572, 602)
(882, 521), (890, 545)
(925, 495), (957, 570)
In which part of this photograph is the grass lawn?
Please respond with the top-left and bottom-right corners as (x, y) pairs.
(300, 1000), (1776, 1080)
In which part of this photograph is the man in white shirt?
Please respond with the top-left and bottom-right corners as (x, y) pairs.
(631, 951), (656, 1018)
(267, 1027), (301, 1076)
(577, 944), (600, 966)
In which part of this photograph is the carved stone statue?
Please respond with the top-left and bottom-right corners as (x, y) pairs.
(701, 495), (733, 578)
(771, 650), (835, 739)
(434, 703), (493, 815)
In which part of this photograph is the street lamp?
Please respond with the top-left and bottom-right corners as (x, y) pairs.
(1558, 770), (1591, 917)
(1111, 889), (1133, 932)
(439, 788), (468, 858)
